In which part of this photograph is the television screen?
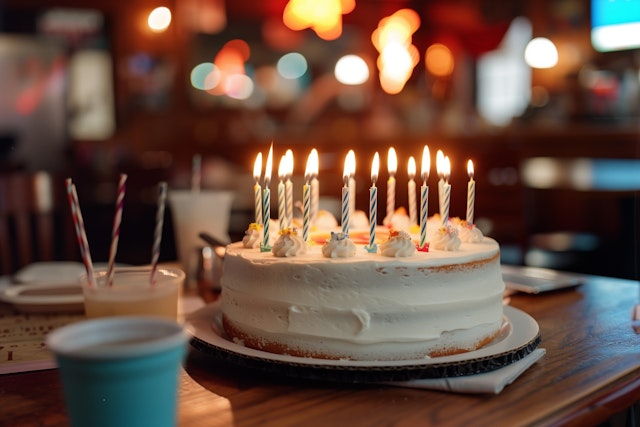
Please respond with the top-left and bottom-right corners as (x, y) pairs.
(591, 0), (640, 52)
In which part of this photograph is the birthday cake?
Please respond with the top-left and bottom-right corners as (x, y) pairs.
(220, 215), (505, 361)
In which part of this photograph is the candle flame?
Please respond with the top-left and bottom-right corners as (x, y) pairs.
(387, 147), (397, 175)
(265, 143), (273, 186)
(467, 159), (474, 179)
(407, 156), (416, 178)
(421, 145), (430, 183)
(371, 152), (380, 183)
(436, 149), (445, 178)
(278, 155), (287, 180)
(343, 149), (355, 184)
(285, 149), (294, 177)
(305, 148), (319, 181)
(253, 152), (263, 182)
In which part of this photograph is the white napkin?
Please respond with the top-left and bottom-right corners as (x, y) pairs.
(385, 348), (546, 394)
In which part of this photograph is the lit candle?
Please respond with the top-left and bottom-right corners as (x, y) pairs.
(441, 156), (451, 226)
(285, 149), (294, 228)
(386, 147), (397, 221)
(348, 150), (356, 220)
(342, 151), (355, 233)
(407, 156), (417, 226)
(253, 153), (263, 226)
(303, 152), (317, 242)
(366, 152), (379, 253)
(419, 146), (430, 250)
(261, 144), (273, 251)
(277, 155), (287, 231)
(308, 148), (319, 226)
(436, 149), (445, 219)
(466, 160), (475, 224)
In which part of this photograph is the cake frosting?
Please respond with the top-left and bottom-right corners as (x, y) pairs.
(220, 216), (504, 361)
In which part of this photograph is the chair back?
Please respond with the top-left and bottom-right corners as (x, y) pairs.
(0, 172), (77, 275)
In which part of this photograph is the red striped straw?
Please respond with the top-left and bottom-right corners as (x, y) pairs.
(65, 178), (96, 287)
(150, 181), (168, 285)
(107, 173), (127, 287)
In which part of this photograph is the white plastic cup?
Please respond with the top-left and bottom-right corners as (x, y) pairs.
(168, 190), (233, 283)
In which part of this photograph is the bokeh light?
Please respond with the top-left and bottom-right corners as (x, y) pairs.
(524, 37), (558, 69)
(277, 52), (308, 79)
(148, 7), (172, 32)
(334, 55), (369, 85)
(425, 43), (454, 77)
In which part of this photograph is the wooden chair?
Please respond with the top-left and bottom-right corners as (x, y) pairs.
(0, 171), (77, 276)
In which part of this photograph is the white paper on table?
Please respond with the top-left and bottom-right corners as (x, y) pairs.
(384, 348), (546, 394)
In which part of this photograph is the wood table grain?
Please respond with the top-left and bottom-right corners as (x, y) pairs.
(1, 275), (638, 427)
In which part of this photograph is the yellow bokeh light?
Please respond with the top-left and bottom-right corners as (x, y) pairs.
(372, 9), (420, 94)
(283, 0), (354, 40)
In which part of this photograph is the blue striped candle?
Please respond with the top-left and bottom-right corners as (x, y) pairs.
(341, 185), (349, 233)
(368, 185), (377, 247)
(420, 184), (429, 248)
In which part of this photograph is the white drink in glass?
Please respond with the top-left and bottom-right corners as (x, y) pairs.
(82, 267), (184, 320)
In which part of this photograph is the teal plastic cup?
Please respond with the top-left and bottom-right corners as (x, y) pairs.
(47, 316), (189, 427)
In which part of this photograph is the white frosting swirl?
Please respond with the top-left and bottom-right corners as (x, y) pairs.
(242, 223), (262, 248)
(431, 226), (461, 251)
(322, 232), (356, 258)
(272, 230), (307, 257)
(458, 223), (484, 243)
(379, 230), (416, 257)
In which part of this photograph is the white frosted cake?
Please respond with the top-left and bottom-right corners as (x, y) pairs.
(220, 216), (505, 361)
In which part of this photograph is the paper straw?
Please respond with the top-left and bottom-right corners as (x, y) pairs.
(107, 174), (127, 287)
(150, 182), (168, 285)
(65, 178), (95, 287)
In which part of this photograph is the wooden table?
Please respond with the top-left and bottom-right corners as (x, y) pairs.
(1, 274), (638, 427)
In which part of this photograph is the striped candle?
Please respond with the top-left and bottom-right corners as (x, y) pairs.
(303, 181), (310, 242)
(341, 151), (355, 233)
(262, 187), (271, 247)
(107, 173), (127, 286)
(369, 185), (377, 246)
(261, 144), (273, 251)
(65, 179), (95, 287)
(466, 160), (475, 224)
(386, 147), (397, 221)
(407, 157), (417, 226)
(420, 184), (429, 249)
(285, 149), (294, 228)
(441, 156), (451, 225)
(420, 146), (430, 249)
(253, 153), (263, 225)
(308, 149), (320, 226)
(341, 185), (349, 233)
(150, 181), (168, 285)
(366, 152), (379, 252)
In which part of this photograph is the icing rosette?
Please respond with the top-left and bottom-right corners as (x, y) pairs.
(456, 220), (484, 243)
(322, 231), (356, 258)
(272, 228), (307, 257)
(379, 229), (416, 257)
(431, 225), (462, 251)
(242, 223), (262, 248)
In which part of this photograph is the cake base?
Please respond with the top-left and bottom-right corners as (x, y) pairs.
(222, 315), (503, 361)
